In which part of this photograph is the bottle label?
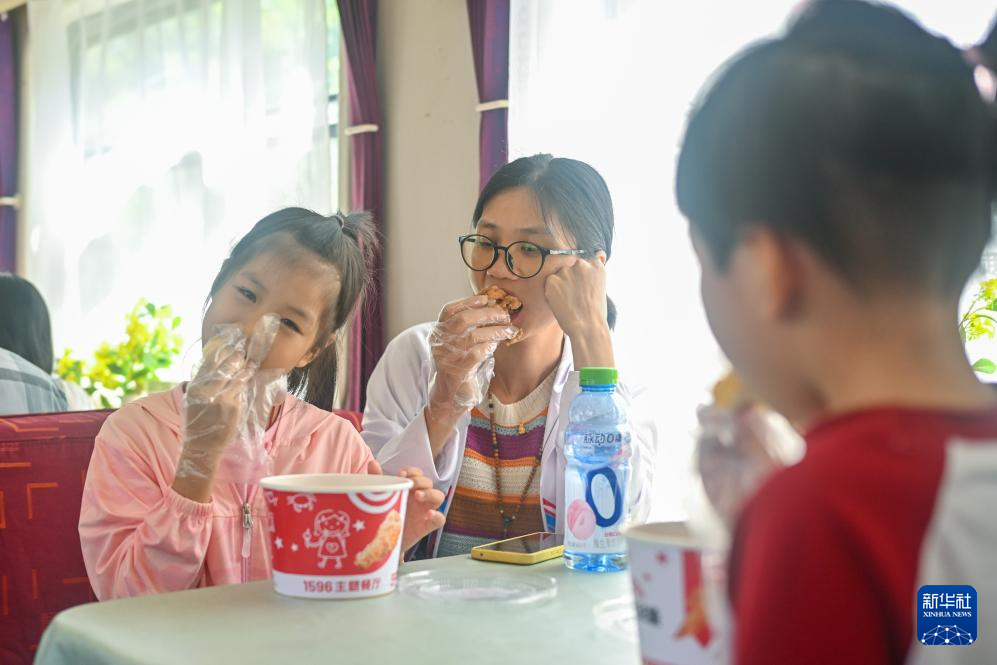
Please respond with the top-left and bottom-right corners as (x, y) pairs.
(564, 463), (628, 553)
(582, 432), (623, 444)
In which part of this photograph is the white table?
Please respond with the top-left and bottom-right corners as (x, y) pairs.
(35, 556), (641, 665)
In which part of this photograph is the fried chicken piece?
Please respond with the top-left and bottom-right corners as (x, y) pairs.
(712, 372), (744, 410)
(353, 510), (402, 569)
(504, 328), (524, 346)
(711, 371), (765, 410)
(478, 285), (522, 313)
(478, 286), (524, 346)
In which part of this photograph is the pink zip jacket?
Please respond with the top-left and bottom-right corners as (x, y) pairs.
(80, 386), (374, 600)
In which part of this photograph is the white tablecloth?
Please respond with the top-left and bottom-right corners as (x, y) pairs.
(35, 555), (640, 665)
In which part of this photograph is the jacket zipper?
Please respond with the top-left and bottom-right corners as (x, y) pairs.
(241, 499), (253, 583)
(237, 406), (283, 583)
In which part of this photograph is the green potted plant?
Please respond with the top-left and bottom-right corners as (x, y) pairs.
(56, 300), (184, 408)
(959, 278), (997, 374)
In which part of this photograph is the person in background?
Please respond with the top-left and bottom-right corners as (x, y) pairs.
(678, 1), (997, 663)
(0, 347), (68, 415)
(0, 273), (88, 411)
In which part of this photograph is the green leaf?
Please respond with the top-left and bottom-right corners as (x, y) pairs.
(988, 300), (997, 312)
(972, 358), (997, 374)
(68, 298), (184, 406)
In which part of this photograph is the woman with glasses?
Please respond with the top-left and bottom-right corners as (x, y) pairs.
(361, 154), (656, 558)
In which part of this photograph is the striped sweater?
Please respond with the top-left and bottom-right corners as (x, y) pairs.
(436, 372), (555, 556)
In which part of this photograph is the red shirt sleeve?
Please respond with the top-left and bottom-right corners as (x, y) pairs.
(729, 470), (895, 665)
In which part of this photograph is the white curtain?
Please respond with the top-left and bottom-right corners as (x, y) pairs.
(24, 0), (331, 379)
(509, 0), (996, 520)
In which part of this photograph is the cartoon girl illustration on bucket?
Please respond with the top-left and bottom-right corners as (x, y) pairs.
(303, 509), (352, 569)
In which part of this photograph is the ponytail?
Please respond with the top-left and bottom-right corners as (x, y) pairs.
(287, 211), (379, 410)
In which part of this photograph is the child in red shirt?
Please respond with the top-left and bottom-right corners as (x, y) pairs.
(676, 2), (997, 663)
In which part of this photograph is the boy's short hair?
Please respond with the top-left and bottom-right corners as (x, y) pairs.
(676, 0), (997, 295)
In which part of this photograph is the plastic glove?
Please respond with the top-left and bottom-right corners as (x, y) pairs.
(427, 294), (519, 413)
(178, 315), (286, 485)
(695, 403), (803, 530)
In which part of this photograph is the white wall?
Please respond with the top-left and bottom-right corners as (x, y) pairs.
(378, 0), (480, 340)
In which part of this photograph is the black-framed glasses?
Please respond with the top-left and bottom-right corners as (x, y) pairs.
(458, 234), (590, 278)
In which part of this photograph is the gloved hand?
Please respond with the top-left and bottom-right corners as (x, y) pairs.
(427, 294), (519, 414)
(695, 403), (803, 530)
(177, 315), (286, 485)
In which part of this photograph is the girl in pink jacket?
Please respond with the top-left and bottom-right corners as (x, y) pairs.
(80, 208), (445, 600)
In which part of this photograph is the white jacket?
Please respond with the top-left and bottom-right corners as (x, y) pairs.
(362, 322), (657, 557)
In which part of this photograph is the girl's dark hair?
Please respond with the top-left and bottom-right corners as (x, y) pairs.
(473, 154), (618, 329)
(0, 274), (55, 374)
(677, 0), (997, 295)
(209, 208), (377, 410)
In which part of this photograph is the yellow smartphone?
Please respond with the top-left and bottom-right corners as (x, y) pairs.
(470, 532), (564, 565)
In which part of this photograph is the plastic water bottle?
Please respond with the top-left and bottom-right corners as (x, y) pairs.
(563, 367), (632, 572)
